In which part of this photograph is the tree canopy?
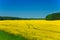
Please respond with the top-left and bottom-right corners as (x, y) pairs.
(0, 16), (45, 20)
(46, 12), (60, 20)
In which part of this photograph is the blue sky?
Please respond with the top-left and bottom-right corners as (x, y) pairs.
(0, 0), (60, 18)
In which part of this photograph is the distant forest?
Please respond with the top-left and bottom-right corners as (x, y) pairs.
(0, 12), (60, 20)
(0, 16), (45, 20)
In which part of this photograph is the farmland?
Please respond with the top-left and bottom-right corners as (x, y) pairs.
(0, 20), (60, 40)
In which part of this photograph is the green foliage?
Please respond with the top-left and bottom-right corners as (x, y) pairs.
(0, 16), (22, 20)
(46, 12), (60, 20)
(0, 16), (45, 20)
(0, 30), (28, 40)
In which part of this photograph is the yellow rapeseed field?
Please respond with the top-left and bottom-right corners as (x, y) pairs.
(0, 20), (60, 40)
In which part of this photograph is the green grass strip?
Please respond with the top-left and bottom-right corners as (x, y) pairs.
(0, 30), (28, 40)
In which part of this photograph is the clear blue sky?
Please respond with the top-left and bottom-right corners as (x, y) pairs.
(0, 0), (60, 18)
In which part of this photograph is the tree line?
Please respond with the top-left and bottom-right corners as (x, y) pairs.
(0, 12), (60, 20)
(46, 12), (60, 20)
(0, 16), (45, 20)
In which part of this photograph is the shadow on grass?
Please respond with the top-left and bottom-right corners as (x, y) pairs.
(0, 30), (28, 40)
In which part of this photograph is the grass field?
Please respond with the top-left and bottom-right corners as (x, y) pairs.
(0, 20), (60, 40)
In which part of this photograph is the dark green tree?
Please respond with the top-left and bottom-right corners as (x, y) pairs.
(46, 12), (60, 20)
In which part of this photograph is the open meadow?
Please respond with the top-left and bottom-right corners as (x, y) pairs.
(0, 20), (60, 40)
